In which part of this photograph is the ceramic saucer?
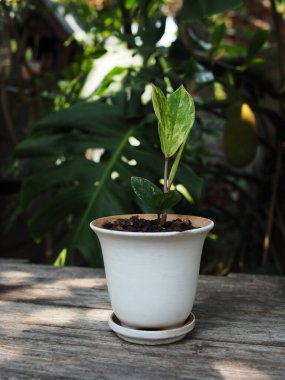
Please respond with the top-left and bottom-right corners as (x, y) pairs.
(108, 313), (195, 345)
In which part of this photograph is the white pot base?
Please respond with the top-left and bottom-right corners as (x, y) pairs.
(108, 312), (195, 345)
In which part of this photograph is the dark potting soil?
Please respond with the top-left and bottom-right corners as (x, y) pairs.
(102, 216), (195, 233)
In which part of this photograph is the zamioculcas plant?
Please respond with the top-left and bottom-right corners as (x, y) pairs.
(131, 84), (195, 223)
(90, 83), (213, 342)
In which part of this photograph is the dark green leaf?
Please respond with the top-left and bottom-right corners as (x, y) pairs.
(186, 59), (214, 84)
(152, 191), (181, 211)
(211, 23), (226, 47)
(131, 176), (162, 210)
(247, 29), (269, 60)
(28, 186), (91, 240)
(20, 159), (105, 207)
(175, 164), (203, 202)
(32, 102), (125, 133)
(181, 0), (242, 22)
(66, 128), (135, 261)
(187, 28), (212, 51)
(15, 133), (117, 157)
(138, 16), (166, 46)
(76, 227), (103, 267)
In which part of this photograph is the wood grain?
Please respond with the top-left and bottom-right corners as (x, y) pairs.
(0, 261), (284, 379)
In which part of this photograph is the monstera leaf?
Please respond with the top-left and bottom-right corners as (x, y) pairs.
(15, 99), (203, 266)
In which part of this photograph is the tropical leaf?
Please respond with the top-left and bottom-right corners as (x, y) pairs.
(131, 176), (162, 210)
(181, 0), (242, 22)
(32, 102), (125, 134)
(20, 158), (105, 207)
(28, 186), (91, 240)
(152, 84), (195, 158)
(175, 164), (204, 203)
(211, 22), (226, 47)
(15, 133), (117, 157)
(138, 16), (166, 46)
(16, 91), (202, 266)
(152, 191), (181, 212)
(62, 127), (135, 264)
(131, 176), (181, 212)
(247, 29), (269, 60)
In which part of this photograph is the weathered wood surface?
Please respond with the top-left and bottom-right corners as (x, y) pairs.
(0, 260), (284, 380)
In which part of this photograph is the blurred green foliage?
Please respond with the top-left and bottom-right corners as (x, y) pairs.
(3, 0), (285, 273)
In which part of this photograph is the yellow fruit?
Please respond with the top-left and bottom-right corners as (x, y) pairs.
(224, 102), (257, 167)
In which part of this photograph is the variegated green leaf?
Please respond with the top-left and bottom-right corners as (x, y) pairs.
(152, 84), (195, 158)
(151, 84), (167, 126)
(166, 85), (195, 157)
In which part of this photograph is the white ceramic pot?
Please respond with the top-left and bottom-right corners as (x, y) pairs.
(90, 214), (214, 329)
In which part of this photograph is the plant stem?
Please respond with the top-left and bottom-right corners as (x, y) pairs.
(161, 158), (169, 224)
(164, 158), (169, 193)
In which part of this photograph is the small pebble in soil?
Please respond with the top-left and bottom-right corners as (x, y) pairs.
(102, 216), (195, 233)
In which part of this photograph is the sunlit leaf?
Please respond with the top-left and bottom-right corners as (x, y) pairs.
(151, 84), (167, 129)
(152, 84), (195, 158)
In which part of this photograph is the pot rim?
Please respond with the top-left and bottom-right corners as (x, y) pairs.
(90, 214), (214, 237)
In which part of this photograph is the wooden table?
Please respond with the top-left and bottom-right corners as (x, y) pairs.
(0, 260), (284, 379)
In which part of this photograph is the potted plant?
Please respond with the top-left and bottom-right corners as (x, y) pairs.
(90, 84), (214, 345)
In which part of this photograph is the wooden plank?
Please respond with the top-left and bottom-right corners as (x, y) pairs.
(0, 262), (284, 379)
(0, 326), (284, 379)
(195, 275), (285, 346)
(1, 265), (284, 346)
(0, 301), (284, 380)
(0, 263), (110, 309)
(0, 262), (105, 281)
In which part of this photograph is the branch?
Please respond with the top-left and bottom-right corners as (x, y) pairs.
(262, 143), (282, 265)
(270, 0), (285, 88)
(0, 87), (18, 144)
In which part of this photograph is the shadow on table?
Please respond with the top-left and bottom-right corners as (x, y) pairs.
(0, 265), (284, 379)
